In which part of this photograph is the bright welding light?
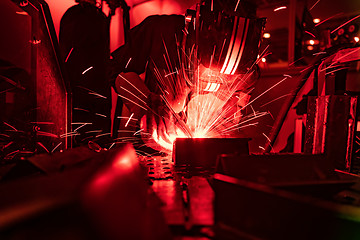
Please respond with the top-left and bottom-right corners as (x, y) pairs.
(309, 39), (315, 45)
(313, 18), (321, 24)
(193, 130), (208, 138)
(152, 128), (187, 152)
(274, 6), (287, 12)
(261, 57), (266, 63)
(354, 36), (360, 43)
(263, 33), (271, 39)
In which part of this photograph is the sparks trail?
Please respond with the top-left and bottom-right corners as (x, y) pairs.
(125, 113), (134, 127)
(37, 131), (59, 138)
(85, 130), (102, 134)
(82, 66), (93, 75)
(219, 111), (268, 133)
(260, 93), (293, 108)
(309, 0), (321, 11)
(73, 123), (92, 132)
(73, 108), (90, 112)
(315, 12), (344, 27)
(313, 51), (327, 56)
(52, 142), (62, 153)
(3, 122), (18, 131)
(60, 132), (81, 138)
(3, 141), (14, 149)
(241, 75), (290, 110)
(331, 15), (360, 34)
(117, 74), (148, 98)
(95, 113), (107, 118)
(95, 132), (111, 138)
(120, 86), (148, 106)
(37, 142), (49, 153)
(65, 47), (73, 62)
(305, 31), (316, 38)
(262, 132), (274, 152)
(113, 40), (282, 151)
(76, 86), (107, 99)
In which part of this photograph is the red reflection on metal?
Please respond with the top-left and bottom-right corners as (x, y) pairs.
(220, 17), (249, 75)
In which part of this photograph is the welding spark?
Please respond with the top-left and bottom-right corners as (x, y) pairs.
(305, 31), (316, 38)
(309, 0), (321, 11)
(82, 66), (94, 75)
(117, 74), (148, 98)
(260, 93), (293, 108)
(51, 142), (62, 153)
(76, 86), (107, 99)
(120, 86), (148, 106)
(125, 113), (134, 128)
(115, 39), (283, 152)
(3, 122), (17, 131)
(0, 134), (10, 138)
(73, 123), (91, 132)
(234, 0), (241, 12)
(95, 113), (107, 118)
(95, 132), (111, 138)
(242, 76), (290, 110)
(73, 108), (90, 112)
(114, 136), (141, 141)
(3, 141), (14, 149)
(117, 130), (138, 134)
(60, 132), (80, 138)
(313, 51), (327, 56)
(65, 48), (73, 62)
(6, 150), (20, 158)
(109, 142), (116, 149)
(133, 129), (144, 136)
(72, 122), (93, 125)
(274, 6), (287, 12)
(250, 105), (256, 116)
(262, 132), (274, 152)
(125, 58), (132, 69)
(37, 142), (49, 153)
(331, 15), (360, 34)
(85, 130), (102, 134)
(117, 94), (148, 111)
(88, 92), (107, 99)
(27, 0), (39, 11)
(164, 71), (178, 78)
(315, 13), (343, 27)
(117, 116), (139, 122)
(258, 146), (265, 151)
